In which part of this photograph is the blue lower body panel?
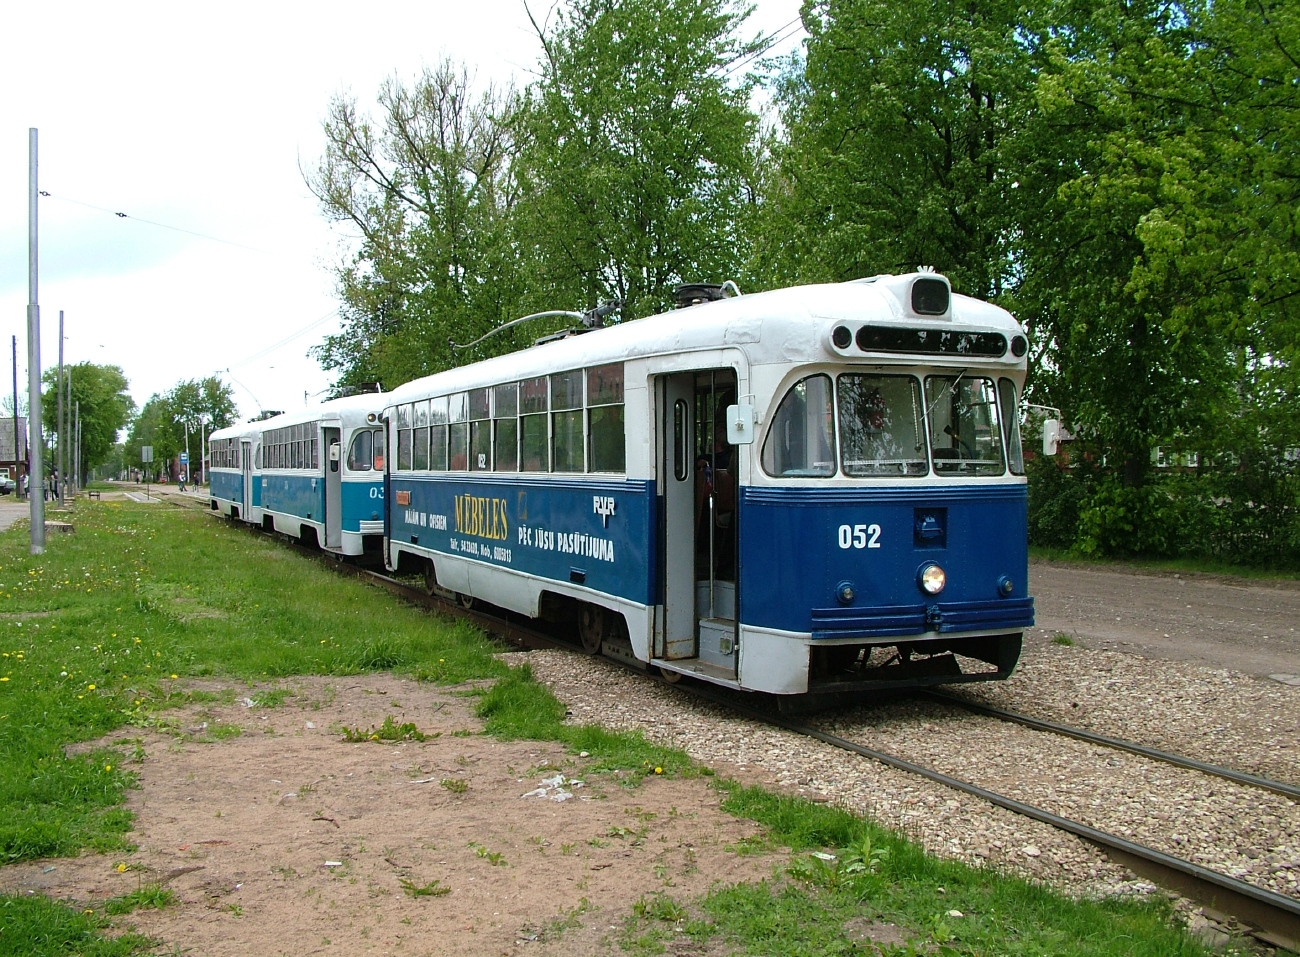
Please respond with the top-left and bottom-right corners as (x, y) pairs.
(739, 484), (1033, 639)
(388, 475), (654, 605)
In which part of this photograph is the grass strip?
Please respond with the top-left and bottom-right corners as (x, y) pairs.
(1029, 545), (1300, 581)
(686, 784), (1215, 956)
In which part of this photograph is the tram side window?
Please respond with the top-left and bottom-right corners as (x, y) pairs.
(837, 374), (928, 477)
(469, 388), (491, 471)
(520, 376), (548, 471)
(924, 375), (1005, 475)
(429, 395), (448, 471)
(413, 400), (430, 470)
(448, 393), (468, 470)
(998, 378), (1025, 475)
(396, 404), (413, 471)
(761, 375), (836, 477)
(551, 370), (584, 472)
(587, 363), (625, 473)
(493, 383), (518, 472)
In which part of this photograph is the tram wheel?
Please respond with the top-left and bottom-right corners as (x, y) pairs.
(457, 592), (476, 610)
(422, 559), (438, 595)
(577, 604), (607, 655)
(659, 667), (683, 684)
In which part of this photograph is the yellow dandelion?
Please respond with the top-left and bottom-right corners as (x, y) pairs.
(0, 677), (8, 682)
(654, 766), (663, 774)
(105, 765), (113, 772)
(170, 674), (178, 679)
(116, 863), (126, 873)
(87, 683), (96, 690)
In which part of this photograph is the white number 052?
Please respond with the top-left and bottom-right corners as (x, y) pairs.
(838, 524), (882, 549)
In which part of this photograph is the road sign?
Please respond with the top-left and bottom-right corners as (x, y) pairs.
(179, 452), (189, 464)
(141, 446), (154, 463)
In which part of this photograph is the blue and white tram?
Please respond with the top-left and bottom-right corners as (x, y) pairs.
(209, 422), (260, 523)
(210, 395), (387, 557)
(384, 272), (1034, 697)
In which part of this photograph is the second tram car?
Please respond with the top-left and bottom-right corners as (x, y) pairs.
(210, 394), (387, 557)
(382, 271), (1034, 697)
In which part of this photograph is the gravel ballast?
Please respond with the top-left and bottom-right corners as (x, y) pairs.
(962, 635), (1300, 787)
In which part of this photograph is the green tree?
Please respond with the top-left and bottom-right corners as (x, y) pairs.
(757, 0), (1039, 297)
(307, 61), (522, 390)
(124, 378), (235, 478)
(512, 0), (762, 319)
(40, 363), (135, 481)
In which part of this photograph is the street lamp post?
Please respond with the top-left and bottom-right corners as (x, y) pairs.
(27, 128), (45, 554)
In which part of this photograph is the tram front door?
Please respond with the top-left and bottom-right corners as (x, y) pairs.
(658, 370), (738, 676)
(324, 427), (342, 550)
(240, 440), (253, 518)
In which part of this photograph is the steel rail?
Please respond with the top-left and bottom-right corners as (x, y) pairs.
(676, 681), (1300, 952)
(922, 689), (1300, 801)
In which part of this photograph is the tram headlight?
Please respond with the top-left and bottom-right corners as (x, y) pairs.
(917, 562), (946, 596)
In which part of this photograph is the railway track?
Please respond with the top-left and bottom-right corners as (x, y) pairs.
(184, 499), (1300, 950)
(922, 689), (1300, 801)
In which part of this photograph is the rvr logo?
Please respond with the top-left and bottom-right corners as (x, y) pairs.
(593, 495), (616, 527)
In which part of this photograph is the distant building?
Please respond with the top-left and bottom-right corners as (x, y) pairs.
(0, 417), (28, 487)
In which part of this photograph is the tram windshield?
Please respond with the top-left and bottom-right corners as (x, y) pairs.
(761, 375), (835, 477)
(837, 374), (928, 476)
(924, 375), (1005, 475)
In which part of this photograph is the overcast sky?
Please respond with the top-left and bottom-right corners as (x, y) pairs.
(1, 0), (803, 426)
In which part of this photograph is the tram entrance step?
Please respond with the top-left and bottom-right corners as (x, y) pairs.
(661, 657), (738, 684)
(698, 617), (737, 669)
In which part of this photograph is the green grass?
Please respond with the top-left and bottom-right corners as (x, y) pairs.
(0, 894), (152, 956)
(0, 502), (508, 951)
(475, 664), (694, 780)
(0, 502), (1225, 956)
(616, 782), (1216, 957)
(1030, 545), (1300, 581)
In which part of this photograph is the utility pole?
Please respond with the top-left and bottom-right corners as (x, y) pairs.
(74, 402), (80, 493)
(57, 311), (64, 506)
(200, 415), (209, 488)
(65, 367), (72, 493)
(10, 337), (19, 497)
(27, 128), (45, 554)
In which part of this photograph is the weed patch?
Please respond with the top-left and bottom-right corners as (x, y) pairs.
(103, 884), (175, 916)
(341, 715), (435, 743)
(399, 878), (450, 898)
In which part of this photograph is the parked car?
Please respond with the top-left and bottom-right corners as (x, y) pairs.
(0, 475), (15, 495)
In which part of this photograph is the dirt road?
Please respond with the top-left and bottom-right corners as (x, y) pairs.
(1029, 559), (1299, 680)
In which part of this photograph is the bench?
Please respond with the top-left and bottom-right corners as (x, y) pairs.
(87, 490), (101, 500)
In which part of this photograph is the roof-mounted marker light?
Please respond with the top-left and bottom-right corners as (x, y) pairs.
(911, 277), (949, 316)
(831, 326), (852, 349)
(1011, 335), (1028, 357)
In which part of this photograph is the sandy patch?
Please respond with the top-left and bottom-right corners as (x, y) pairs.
(2, 672), (776, 956)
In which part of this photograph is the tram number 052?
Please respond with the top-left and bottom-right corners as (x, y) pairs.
(838, 524), (882, 549)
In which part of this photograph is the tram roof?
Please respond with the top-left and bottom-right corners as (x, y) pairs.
(211, 393), (384, 442)
(385, 274), (1024, 407)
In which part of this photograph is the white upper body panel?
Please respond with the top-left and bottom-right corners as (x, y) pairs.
(383, 275), (1026, 410)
